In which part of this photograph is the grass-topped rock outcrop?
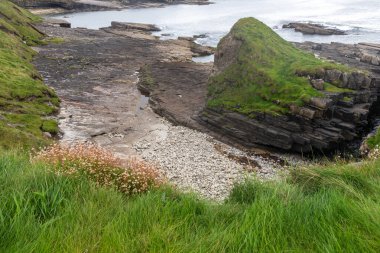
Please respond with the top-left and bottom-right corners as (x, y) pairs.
(0, 0), (59, 149)
(200, 18), (380, 152)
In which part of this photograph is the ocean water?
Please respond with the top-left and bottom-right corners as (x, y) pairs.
(54, 0), (380, 47)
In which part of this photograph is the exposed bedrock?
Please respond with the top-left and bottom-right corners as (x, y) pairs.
(283, 22), (346, 36)
(199, 18), (380, 153)
(110, 21), (161, 32)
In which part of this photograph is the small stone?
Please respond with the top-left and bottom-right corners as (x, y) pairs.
(311, 79), (325, 90)
(43, 132), (52, 138)
(312, 44), (322, 51)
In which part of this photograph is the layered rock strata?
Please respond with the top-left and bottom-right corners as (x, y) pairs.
(199, 19), (380, 153)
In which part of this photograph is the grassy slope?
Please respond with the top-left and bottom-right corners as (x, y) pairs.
(207, 18), (351, 115)
(0, 0), (59, 149)
(1, 151), (379, 253)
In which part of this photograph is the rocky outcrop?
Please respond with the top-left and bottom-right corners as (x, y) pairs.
(283, 22), (346, 35)
(199, 18), (380, 153)
(200, 87), (378, 152)
(110, 21), (161, 32)
(359, 43), (380, 66)
(44, 18), (71, 28)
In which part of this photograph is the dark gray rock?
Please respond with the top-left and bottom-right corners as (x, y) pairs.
(45, 18), (71, 28)
(178, 36), (195, 41)
(283, 22), (346, 35)
(110, 22), (161, 32)
(325, 69), (342, 84)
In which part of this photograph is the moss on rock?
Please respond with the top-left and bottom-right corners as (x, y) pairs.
(41, 119), (59, 135)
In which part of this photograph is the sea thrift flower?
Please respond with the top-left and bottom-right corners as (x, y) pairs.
(368, 145), (380, 160)
(32, 142), (163, 196)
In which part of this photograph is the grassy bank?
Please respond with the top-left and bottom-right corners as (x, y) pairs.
(366, 127), (380, 150)
(1, 151), (379, 252)
(207, 18), (352, 115)
(0, 0), (59, 149)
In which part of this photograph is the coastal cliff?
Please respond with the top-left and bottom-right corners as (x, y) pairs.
(199, 18), (380, 152)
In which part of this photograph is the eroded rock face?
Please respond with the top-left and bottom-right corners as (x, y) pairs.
(212, 34), (242, 75)
(200, 20), (380, 153)
(359, 43), (380, 66)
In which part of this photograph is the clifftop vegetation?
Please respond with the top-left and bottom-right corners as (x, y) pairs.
(0, 0), (59, 149)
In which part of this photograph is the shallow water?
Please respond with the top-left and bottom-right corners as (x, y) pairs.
(136, 94), (150, 114)
(192, 55), (214, 63)
(54, 0), (380, 46)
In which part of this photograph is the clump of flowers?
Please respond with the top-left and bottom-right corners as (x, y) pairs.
(368, 145), (380, 160)
(32, 142), (163, 195)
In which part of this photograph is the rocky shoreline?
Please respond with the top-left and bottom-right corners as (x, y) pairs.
(199, 41), (380, 153)
(139, 32), (380, 155)
(34, 20), (300, 200)
(33, 14), (380, 199)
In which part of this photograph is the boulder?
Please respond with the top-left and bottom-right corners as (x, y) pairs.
(311, 79), (324, 90)
(309, 97), (333, 110)
(44, 18), (71, 28)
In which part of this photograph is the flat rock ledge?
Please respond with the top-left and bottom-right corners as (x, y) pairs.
(44, 18), (71, 28)
(283, 22), (346, 35)
(110, 21), (161, 32)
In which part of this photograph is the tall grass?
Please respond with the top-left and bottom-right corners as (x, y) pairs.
(1, 151), (379, 252)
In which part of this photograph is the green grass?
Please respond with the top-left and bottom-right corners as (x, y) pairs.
(1, 151), (379, 252)
(207, 18), (352, 116)
(139, 65), (156, 87)
(367, 128), (380, 149)
(41, 119), (59, 134)
(0, 0), (59, 149)
(0, 0), (43, 45)
(44, 37), (65, 44)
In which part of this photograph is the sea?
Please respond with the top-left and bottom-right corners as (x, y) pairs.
(54, 0), (380, 61)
